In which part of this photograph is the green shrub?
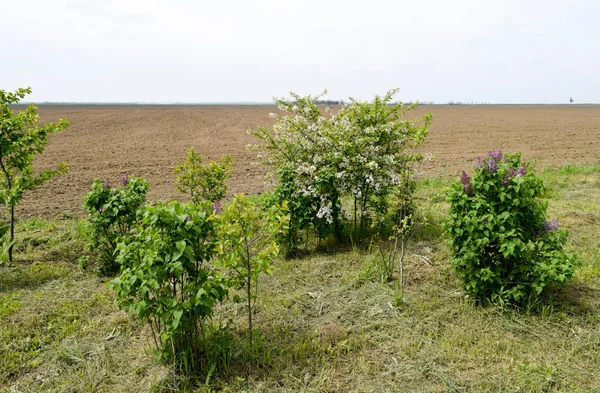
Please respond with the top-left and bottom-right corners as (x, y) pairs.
(445, 151), (581, 303)
(259, 168), (315, 254)
(174, 147), (233, 203)
(82, 176), (148, 275)
(253, 89), (430, 249)
(110, 200), (228, 375)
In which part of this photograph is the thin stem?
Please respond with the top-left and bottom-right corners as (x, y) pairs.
(0, 151), (14, 262)
(9, 205), (14, 262)
(390, 234), (399, 280)
(399, 238), (405, 296)
(354, 197), (357, 233)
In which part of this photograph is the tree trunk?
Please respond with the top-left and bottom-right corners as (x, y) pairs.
(0, 154), (13, 262)
(8, 204), (14, 262)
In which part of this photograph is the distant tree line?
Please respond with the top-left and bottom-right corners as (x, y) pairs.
(314, 100), (345, 105)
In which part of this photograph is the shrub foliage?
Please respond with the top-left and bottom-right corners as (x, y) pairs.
(253, 89), (431, 250)
(82, 176), (148, 275)
(174, 147), (233, 203)
(445, 151), (581, 303)
(111, 201), (228, 373)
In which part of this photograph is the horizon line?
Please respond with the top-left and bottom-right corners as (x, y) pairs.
(18, 101), (600, 106)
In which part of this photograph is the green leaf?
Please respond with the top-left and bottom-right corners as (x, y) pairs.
(172, 310), (183, 329)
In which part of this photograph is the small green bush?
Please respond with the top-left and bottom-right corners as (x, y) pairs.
(174, 147), (233, 203)
(445, 151), (581, 304)
(82, 176), (148, 275)
(111, 200), (228, 375)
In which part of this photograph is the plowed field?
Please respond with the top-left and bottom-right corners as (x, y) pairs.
(20, 104), (600, 218)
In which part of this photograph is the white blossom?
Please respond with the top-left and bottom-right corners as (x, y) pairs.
(316, 199), (333, 224)
(366, 161), (379, 170)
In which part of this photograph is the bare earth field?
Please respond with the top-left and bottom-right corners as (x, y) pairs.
(23, 104), (600, 218)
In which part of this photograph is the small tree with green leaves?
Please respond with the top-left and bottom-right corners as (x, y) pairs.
(0, 87), (69, 262)
(214, 195), (289, 352)
(174, 147), (233, 203)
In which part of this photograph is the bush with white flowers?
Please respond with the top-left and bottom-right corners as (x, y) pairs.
(253, 89), (431, 250)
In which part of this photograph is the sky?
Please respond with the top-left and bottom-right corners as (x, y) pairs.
(2, 0), (599, 104)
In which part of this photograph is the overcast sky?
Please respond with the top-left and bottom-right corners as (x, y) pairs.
(2, 0), (599, 103)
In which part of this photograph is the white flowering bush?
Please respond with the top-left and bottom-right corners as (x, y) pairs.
(253, 89), (431, 250)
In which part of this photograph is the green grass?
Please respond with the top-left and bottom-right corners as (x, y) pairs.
(0, 220), (169, 393)
(1, 167), (600, 392)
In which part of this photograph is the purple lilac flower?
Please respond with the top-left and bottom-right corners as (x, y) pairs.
(460, 171), (474, 195)
(212, 200), (223, 215)
(485, 150), (504, 161)
(475, 157), (483, 168)
(481, 150), (503, 173)
(120, 174), (129, 186)
(464, 183), (474, 195)
(103, 180), (111, 189)
(460, 170), (470, 185)
(516, 166), (526, 176)
(502, 167), (517, 185)
(543, 219), (559, 231)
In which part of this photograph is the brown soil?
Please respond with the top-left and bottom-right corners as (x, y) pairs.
(17, 104), (600, 218)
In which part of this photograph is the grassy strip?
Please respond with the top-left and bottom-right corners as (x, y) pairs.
(0, 167), (598, 392)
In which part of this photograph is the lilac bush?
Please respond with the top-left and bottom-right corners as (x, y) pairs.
(445, 152), (581, 303)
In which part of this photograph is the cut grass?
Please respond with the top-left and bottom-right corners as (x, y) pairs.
(1, 167), (599, 392)
(0, 221), (167, 393)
